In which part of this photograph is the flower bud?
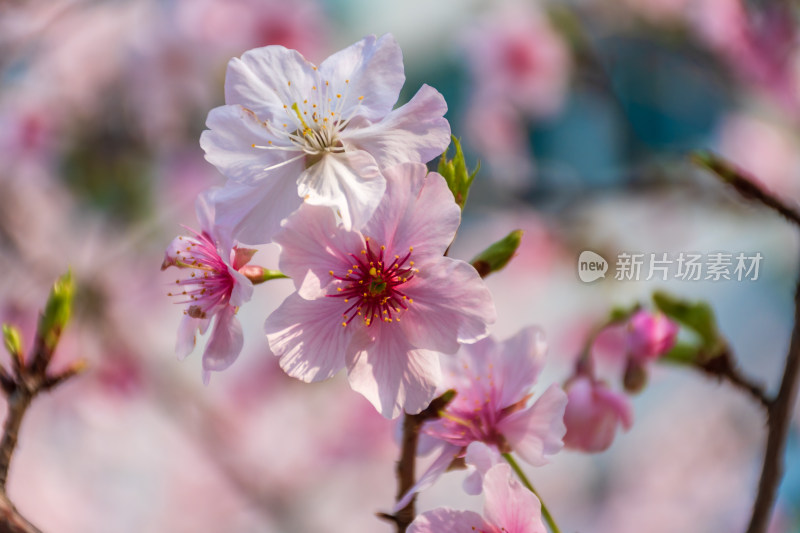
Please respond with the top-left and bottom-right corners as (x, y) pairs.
(237, 265), (288, 285)
(627, 310), (678, 363)
(2, 324), (22, 360)
(470, 230), (523, 278)
(563, 376), (633, 453)
(437, 136), (479, 210)
(38, 271), (74, 353)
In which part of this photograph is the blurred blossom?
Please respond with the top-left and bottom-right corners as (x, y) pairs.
(626, 310), (678, 363)
(176, 0), (327, 61)
(399, 327), (565, 509)
(563, 376), (633, 453)
(460, 1), (570, 187)
(717, 112), (800, 202)
(409, 462), (546, 533)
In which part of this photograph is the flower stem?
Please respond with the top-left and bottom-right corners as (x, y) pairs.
(502, 453), (561, 533)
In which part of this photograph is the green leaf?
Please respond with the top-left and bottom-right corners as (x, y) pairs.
(470, 230), (523, 278)
(438, 136), (480, 210)
(661, 342), (701, 365)
(608, 303), (640, 324)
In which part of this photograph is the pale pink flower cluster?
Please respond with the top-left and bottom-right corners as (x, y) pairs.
(165, 35), (503, 419)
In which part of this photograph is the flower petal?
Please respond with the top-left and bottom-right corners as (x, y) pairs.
(200, 104), (291, 186)
(408, 509), (490, 533)
(493, 326), (547, 408)
(394, 442), (461, 512)
(297, 151), (384, 232)
(483, 463), (545, 533)
(212, 169), (303, 245)
(318, 34), (405, 122)
(345, 324), (441, 418)
(400, 257), (496, 353)
(176, 314), (206, 360)
(202, 305), (244, 372)
(498, 383), (567, 466)
(463, 441), (501, 495)
(225, 45), (317, 121)
(341, 84), (450, 168)
(227, 267), (254, 309)
(365, 164), (460, 259)
(274, 203), (365, 296)
(264, 293), (350, 383)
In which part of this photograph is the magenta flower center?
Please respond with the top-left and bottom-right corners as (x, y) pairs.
(167, 231), (235, 319)
(328, 237), (417, 327)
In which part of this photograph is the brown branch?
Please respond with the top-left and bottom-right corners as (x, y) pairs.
(377, 390), (456, 532)
(697, 350), (770, 410)
(0, 495), (40, 533)
(745, 271), (800, 533)
(692, 150), (800, 532)
(692, 151), (800, 227)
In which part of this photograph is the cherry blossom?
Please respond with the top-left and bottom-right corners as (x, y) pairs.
(162, 190), (255, 383)
(408, 463), (546, 533)
(396, 327), (566, 509)
(201, 34), (450, 243)
(264, 162), (495, 418)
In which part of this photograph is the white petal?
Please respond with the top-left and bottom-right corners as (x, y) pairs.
(297, 151), (384, 231)
(319, 34), (405, 122)
(202, 305), (244, 372)
(225, 45), (317, 120)
(341, 84), (450, 168)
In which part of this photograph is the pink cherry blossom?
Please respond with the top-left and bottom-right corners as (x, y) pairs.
(626, 310), (678, 363)
(563, 376), (633, 453)
(162, 190), (255, 384)
(201, 34), (451, 243)
(397, 327), (566, 509)
(264, 162), (495, 418)
(408, 463), (546, 533)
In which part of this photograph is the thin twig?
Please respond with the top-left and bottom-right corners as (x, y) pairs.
(692, 151), (800, 227)
(377, 391), (456, 532)
(745, 270), (800, 533)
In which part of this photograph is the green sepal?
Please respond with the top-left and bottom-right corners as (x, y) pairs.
(470, 230), (523, 278)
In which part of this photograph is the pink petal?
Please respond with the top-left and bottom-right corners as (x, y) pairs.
(400, 257), (496, 354)
(297, 150), (384, 231)
(498, 384), (567, 466)
(176, 314), (206, 360)
(394, 442), (461, 512)
(225, 45), (317, 121)
(483, 464), (545, 533)
(408, 509), (492, 533)
(365, 164), (460, 259)
(273, 204), (364, 298)
(200, 105), (288, 186)
(345, 325), (441, 418)
(318, 34), (405, 122)
(202, 305), (244, 374)
(341, 84), (451, 168)
(463, 441), (501, 495)
(493, 326), (547, 408)
(227, 267), (254, 309)
(212, 169), (303, 245)
(264, 293), (350, 383)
